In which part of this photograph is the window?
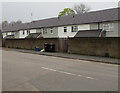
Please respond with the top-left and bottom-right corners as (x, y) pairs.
(108, 23), (113, 28)
(11, 32), (14, 35)
(27, 30), (30, 34)
(50, 28), (53, 34)
(71, 26), (74, 32)
(74, 26), (78, 31)
(103, 23), (113, 31)
(64, 27), (67, 32)
(43, 28), (47, 34)
(103, 24), (109, 30)
(40, 29), (43, 34)
(71, 26), (78, 32)
(23, 30), (25, 35)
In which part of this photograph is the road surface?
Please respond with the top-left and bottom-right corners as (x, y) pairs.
(2, 49), (118, 91)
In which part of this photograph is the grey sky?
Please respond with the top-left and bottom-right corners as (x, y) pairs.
(2, 2), (118, 23)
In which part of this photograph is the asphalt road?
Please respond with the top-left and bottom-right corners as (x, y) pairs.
(2, 49), (118, 91)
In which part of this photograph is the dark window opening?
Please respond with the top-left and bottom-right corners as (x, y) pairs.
(43, 28), (47, 34)
(27, 30), (30, 34)
(64, 27), (67, 32)
(50, 28), (53, 34)
(23, 30), (25, 35)
(71, 26), (78, 32)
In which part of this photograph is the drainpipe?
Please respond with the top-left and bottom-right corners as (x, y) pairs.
(98, 22), (103, 37)
(98, 22), (102, 37)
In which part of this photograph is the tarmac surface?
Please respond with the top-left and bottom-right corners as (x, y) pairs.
(2, 49), (118, 91)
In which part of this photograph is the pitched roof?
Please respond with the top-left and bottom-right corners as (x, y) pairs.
(74, 29), (106, 37)
(2, 23), (29, 32)
(25, 33), (42, 38)
(30, 8), (119, 29)
(4, 34), (14, 39)
(2, 8), (120, 32)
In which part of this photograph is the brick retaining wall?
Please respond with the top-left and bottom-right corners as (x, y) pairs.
(68, 37), (119, 58)
(3, 37), (119, 58)
(4, 38), (59, 51)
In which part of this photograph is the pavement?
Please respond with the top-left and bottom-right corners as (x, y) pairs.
(3, 48), (119, 65)
(2, 49), (118, 91)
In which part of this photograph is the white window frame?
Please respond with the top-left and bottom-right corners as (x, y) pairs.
(27, 30), (30, 34)
(23, 30), (25, 35)
(64, 27), (67, 33)
(102, 23), (113, 31)
(43, 28), (47, 34)
(108, 23), (113, 29)
(71, 26), (78, 32)
(50, 28), (53, 34)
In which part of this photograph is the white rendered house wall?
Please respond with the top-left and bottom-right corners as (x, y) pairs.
(2, 33), (6, 38)
(30, 29), (37, 33)
(19, 30), (29, 38)
(58, 24), (90, 38)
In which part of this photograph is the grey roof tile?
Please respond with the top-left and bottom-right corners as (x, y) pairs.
(74, 29), (106, 37)
(2, 8), (120, 32)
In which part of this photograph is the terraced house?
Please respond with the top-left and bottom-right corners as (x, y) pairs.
(2, 8), (120, 38)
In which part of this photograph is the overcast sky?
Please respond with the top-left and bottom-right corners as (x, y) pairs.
(1, 2), (119, 23)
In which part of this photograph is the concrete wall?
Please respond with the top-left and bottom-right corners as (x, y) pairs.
(4, 37), (119, 58)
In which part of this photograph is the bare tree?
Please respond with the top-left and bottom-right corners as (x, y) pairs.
(73, 3), (90, 14)
(10, 20), (22, 26)
(2, 21), (9, 27)
(9, 21), (16, 26)
(2, 20), (22, 28)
